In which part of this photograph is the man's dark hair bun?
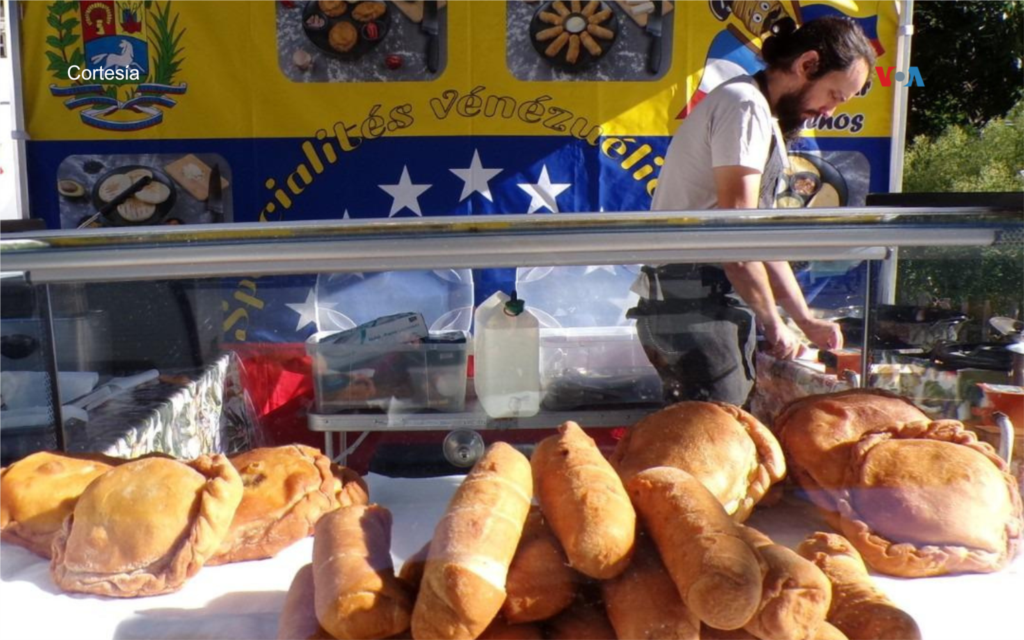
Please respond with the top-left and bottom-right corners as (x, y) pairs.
(759, 16), (875, 79)
(761, 18), (797, 64)
(770, 17), (798, 38)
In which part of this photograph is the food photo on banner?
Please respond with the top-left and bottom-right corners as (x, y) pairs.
(507, 0), (676, 82)
(278, 0), (449, 81)
(57, 152), (232, 228)
(17, 0), (895, 340)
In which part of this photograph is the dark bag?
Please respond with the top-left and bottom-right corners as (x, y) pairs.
(627, 296), (756, 406)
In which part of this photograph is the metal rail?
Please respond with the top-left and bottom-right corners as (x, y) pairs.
(308, 406), (653, 433)
(2, 207), (1017, 284)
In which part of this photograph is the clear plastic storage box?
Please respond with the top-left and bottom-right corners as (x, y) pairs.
(515, 266), (661, 409)
(539, 326), (662, 410)
(308, 269), (474, 413)
(307, 331), (469, 414)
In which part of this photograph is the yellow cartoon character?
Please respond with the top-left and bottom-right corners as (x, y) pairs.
(710, 0), (790, 37)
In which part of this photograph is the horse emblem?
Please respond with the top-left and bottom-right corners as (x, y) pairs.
(47, 0), (186, 131)
(90, 39), (146, 74)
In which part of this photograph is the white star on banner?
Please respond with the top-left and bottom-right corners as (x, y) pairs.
(380, 166), (431, 217)
(286, 288), (337, 332)
(517, 165), (571, 214)
(343, 209), (351, 219)
(451, 150), (503, 203)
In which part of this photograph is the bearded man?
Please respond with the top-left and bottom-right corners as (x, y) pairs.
(632, 16), (875, 406)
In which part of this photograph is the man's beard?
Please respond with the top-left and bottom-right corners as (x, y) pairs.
(774, 84), (815, 142)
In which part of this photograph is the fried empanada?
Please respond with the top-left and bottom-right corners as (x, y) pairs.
(208, 444), (368, 565)
(774, 389), (928, 521)
(50, 455), (243, 597)
(1, 451), (118, 558)
(835, 421), (1023, 576)
(610, 401), (785, 522)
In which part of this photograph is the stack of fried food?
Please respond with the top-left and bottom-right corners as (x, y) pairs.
(279, 402), (938, 640)
(0, 444), (367, 597)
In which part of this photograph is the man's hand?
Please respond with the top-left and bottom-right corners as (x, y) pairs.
(762, 261), (844, 352)
(797, 317), (844, 351)
(764, 320), (802, 360)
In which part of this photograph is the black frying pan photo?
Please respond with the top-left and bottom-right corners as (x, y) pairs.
(778, 152), (850, 209)
(302, 0), (391, 61)
(90, 165), (177, 227)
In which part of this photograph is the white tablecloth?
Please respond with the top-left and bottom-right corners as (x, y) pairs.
(1, 473), (1021, 640)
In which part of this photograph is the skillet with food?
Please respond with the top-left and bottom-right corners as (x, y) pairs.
(302, 0), (391, 60)
(90, 165), (177, 226)
(776, 152), (849, 209)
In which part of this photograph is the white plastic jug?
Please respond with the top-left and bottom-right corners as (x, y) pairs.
(474, 290), (541, 418)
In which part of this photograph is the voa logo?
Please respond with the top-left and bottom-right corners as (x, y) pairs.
(875, 66), (925, 87)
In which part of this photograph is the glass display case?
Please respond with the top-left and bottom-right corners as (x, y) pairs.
(1, 205), (1022, 640)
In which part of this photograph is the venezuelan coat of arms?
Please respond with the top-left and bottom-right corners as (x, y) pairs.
(46, 0), (186, 131)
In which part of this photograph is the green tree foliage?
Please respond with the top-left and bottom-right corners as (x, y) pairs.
(896, 244), (1023, 319)
(909, 1), (1024, 140)
(898, 100), (1024, 321)
(904, 99), (1024, 193)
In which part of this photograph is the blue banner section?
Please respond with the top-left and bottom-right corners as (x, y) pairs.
(28, 134), (890, 344)
(27, 134), (890, 226)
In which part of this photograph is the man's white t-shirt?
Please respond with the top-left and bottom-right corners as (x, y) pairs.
(652, 75), (775, 212)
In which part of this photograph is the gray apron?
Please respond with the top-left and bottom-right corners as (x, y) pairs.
(628, 71), (783, 406)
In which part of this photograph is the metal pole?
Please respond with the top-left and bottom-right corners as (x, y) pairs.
(7, 1), (31, 220)
(39, 283), (66, 450)
(888, 0), (915, 194)
(859, 260), (874, 389)
(879, 0), (916, 305)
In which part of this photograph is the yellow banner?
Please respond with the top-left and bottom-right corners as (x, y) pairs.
(20, 0), (898, 141)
